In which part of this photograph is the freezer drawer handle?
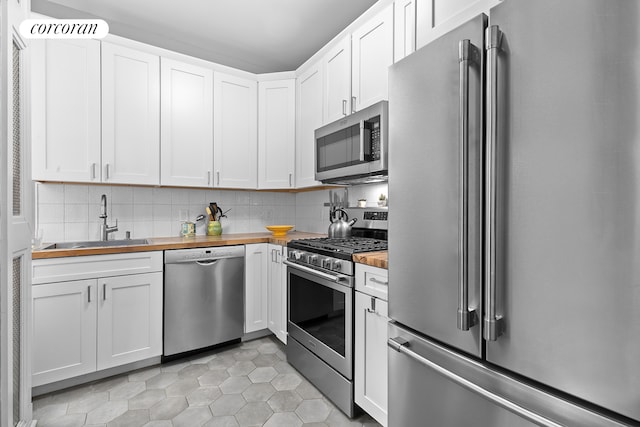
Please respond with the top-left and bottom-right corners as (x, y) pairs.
(457, 39), (479, 332)
(388, 337), (562, 427)
(484, 25), (505, 341)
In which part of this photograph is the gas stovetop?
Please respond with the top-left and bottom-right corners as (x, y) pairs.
(288, 237), (388, 260)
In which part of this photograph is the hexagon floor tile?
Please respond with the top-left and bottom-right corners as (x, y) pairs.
(32, 336), (381, 427)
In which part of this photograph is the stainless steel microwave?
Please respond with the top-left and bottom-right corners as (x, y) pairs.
(314, 100), (388, 184)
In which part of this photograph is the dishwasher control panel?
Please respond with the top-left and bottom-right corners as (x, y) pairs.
(164, 245), (245, 263)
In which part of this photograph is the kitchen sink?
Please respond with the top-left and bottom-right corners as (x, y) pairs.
(40, 238), (150, 250)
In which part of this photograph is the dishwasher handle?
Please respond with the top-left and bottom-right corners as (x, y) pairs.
(196, 259), (220, 266)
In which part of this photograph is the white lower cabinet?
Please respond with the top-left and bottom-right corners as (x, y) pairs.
(244, 243), (288, 343)
(32, 252), (163, 387)
(245, 244), (269, 333)
(355, 264), (389, 426)
(97, 273), (163, 370)
(32, 280), (98, 386)
(267, 244), (287, 344)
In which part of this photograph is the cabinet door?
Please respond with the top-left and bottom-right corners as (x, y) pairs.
(355, 291), (389, 426)
(351, 4), (394, 112)
(97, 272), (163, 370)
(31, 39), (101, 183)
(258, 79), (295, 189)
(323, 36), (351, 123)
(214, 72), (258, 189)
(245, 243), (268, 333)
(394, 0), (417, 62)
(295, 63), (323, 188)
(267, 245), (287, 344)
(161, 58), (214, 187)
(416, 0), (499, 49)
(102, 42), (160, 185)
(32, 280), (97, 386)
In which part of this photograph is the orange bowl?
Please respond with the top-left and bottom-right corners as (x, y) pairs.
(265, 225), (294, 237)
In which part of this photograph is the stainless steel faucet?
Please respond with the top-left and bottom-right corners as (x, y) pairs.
(99, 194), (118, 241)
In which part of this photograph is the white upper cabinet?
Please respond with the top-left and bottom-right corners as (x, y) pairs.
(323, 35), (352, 123)
(394, 0), (417, 62)
(101, 42), (160, 185)
(258, 79), (296, 189)
(351, 4), (394, 112)
(160, 58), (214, 188)
(295, 62), (324, 188)
(214, 72), (258, 189)
(31, 39), (101, 183)
(416, 0), (500, 49)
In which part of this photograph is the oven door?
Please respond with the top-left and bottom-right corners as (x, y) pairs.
(286, 261), (353, 379)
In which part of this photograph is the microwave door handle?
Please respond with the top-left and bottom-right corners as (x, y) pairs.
(359, 120), (365, 161)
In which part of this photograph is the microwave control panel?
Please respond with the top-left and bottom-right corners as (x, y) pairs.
(369, 120), (381, 161)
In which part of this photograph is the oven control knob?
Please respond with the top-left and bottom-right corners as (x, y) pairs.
(333, 261), (342, 271)
(309, 255), (318, 265)
(292, 251), (302, 260)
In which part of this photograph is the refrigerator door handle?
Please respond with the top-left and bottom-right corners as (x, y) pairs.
(484, 25), (505, 341)
(388, 337), (563, 427)
(457, 39), (479, 331)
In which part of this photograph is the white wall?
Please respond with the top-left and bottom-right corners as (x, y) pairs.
(35, 182), (388, 243)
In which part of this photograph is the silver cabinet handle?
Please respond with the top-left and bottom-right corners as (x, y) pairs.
(105, 163), (110, 180)
(208, 171), (211, 186)
(103, 283), (107, 300)
(289, 173), (292, 187)
(88, 285), (91, 303)
(342, 99), (347, 116)
(216, 171), (220, 186)
(484, 25), (504, 341)
(388, 337), (563, 427)
(351, 96), (357, 113)
(369, 277), (388, 286)
(457, 39), (479, 332)
(90, 163), (97, 180)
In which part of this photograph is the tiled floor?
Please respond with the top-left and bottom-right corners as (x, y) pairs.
(33, 336), (381, 427)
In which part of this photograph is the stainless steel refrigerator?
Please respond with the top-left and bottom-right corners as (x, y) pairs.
(387, 0), (640, 425)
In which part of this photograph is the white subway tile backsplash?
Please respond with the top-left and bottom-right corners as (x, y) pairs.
(64, 184), (89, 204)
(133, 187), (153, 204)
(152, 187), (172, 204)
(35, 183), (384, 242)
(38, 204), (64, 224)
(111, 186), (134, 204)
(112, 203), (134, 222)
(37, 183), (64, 204)
(64, 222), (89, 242)
(64, 204), (90, 223)
(171, 188), (189, 205)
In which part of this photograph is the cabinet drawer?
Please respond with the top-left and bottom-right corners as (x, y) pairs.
(355, 264), (388, 301)
(33, 251), (163, 284)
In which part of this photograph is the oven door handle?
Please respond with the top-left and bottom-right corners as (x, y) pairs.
(284, 259), (345, 283)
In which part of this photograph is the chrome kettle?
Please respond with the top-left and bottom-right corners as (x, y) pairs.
(328, 208), (357, 238)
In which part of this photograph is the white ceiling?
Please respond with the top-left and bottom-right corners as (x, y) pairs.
(31, 0), (379, 74)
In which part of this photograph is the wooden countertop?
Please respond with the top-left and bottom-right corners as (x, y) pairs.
(32, 231), (326, 260)
(352, 251), (388, 269)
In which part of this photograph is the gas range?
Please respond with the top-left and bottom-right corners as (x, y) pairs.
(284, 207), (388, 417)
(287, 237), (387, 277)
(288, 237), (388, 260)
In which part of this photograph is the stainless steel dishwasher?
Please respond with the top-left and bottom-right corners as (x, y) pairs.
(163, 246), (244, 357)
